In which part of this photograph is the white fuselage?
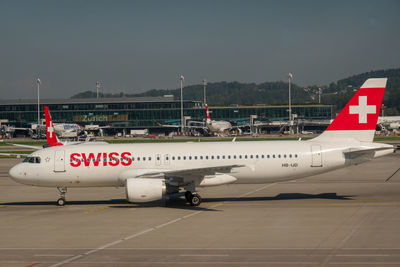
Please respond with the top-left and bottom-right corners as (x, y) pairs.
(8, 140), (393, 188)
(207, 120), (232, 133)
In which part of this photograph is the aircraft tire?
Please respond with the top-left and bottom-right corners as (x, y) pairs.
(190, 194), (201, 206)
(57, 198), (66, 206)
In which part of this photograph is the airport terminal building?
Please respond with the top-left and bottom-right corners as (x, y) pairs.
(0, 96), (333, 130)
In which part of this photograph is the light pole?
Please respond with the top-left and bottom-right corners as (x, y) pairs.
(202, 78), (207, 107)
(96, 81), (101, 99)
(288, 73), (293, 133)
(318, 87), (322, 104)
(37, 77), (41, 126)
(179, 74), (184, 135)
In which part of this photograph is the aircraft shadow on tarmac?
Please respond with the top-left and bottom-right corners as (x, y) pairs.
(203, 192), (355, 203)
(0, 192), (354, 210)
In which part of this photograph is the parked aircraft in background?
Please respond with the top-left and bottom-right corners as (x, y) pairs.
(378, 116), (400, 134)
(8, 78), (394, 207)
(205, 104), (232, 135)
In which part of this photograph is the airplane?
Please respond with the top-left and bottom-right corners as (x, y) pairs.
(205, 104), (232, 135)
(8, 78), (395, 207)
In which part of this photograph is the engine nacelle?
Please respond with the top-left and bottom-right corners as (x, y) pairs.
(125, 178), (166, 203)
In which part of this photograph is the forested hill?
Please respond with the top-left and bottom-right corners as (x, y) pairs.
(131, 81), (313, 105)
(71, 81), (313, 105)
(71, 68), (400, 115)
(321, 68), (400, 115)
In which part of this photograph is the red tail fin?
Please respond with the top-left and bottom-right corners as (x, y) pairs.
(44, 106), (63, 147)
(315, 78), (387, 142)
(205, 104), (211, 123)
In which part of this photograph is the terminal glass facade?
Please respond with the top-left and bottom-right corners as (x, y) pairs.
(0, 98), (333, 128)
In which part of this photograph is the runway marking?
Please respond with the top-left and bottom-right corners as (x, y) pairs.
(35, 254), (74, 257)
(180, 254), (229, 257)
(329, 262), (400, 265)
(26, 263), (40, 267)
(49, 184), (277, 267)
(83, 204), (121, 214)
(335, 254), (389, 257)
(3, 261), (322, 265)
(3, 247), (400, 250)
(84, 206), (110, 214)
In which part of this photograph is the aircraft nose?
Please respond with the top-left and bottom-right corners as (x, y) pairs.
(9, 164), (23, 181)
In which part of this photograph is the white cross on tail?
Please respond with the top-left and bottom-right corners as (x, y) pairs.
(349, 96), (376, 124)
(48, 121), (55, 138)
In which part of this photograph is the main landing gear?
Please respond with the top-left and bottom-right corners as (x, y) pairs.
(185, 191), (202, 206)
(57, 187), (67, 206)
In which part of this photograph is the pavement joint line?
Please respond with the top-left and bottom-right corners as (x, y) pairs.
(48, 184), (277, 267)
(237, 183), (277, 198)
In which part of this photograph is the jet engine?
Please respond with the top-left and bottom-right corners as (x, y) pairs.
(125, 178), (166, 203)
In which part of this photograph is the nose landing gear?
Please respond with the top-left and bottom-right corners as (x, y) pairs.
(57, 187), (67, 206)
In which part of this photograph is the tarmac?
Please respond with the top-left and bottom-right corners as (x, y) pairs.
(0, 152), (399, 266)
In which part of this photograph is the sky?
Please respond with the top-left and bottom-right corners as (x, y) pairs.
(0, 0), (399, 99)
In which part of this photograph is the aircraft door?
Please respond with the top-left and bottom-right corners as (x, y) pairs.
(54, 150), (66, 172)
(155, 154), (161, 166)
(164, 154), (170, 165)
(311, 145), (322, 167)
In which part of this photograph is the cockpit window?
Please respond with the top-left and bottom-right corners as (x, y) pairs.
(23, 156), (41, 164)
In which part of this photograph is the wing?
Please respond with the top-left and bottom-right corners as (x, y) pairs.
(8, 143), (43, 150)
(0, 152), (29, 158)
(128, 164), (245, 187)
(136, 164), (244, 178)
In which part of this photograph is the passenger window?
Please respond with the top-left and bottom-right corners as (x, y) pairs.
(189, 156), (192, 160)
(183, 156), (186, 160)
(148, 157), (151, 161)
(172, 156), (175, 160)
(239, 155), (242, 159)
(289, 154), (292, 158)
(143, 157), (146, 161)
(284, 154), (287, 158)
(200, 156), (203, 160)
(206, 156), (209, 160)
(137, 157), (140, 161)
(245, 155), (248, 159)
(222, 155), (225, 159)
(272, 155), (275, 158)
(278, 154), (281, 158)
(211, 156), (214, 159)
(261, 155), (264, 159)
(250, 155), (253, 159)
(131, 157), (134, 161)
(234, 155), (236, 159)
(228, 155), (231, 159)
(295, 154), (298, 158)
